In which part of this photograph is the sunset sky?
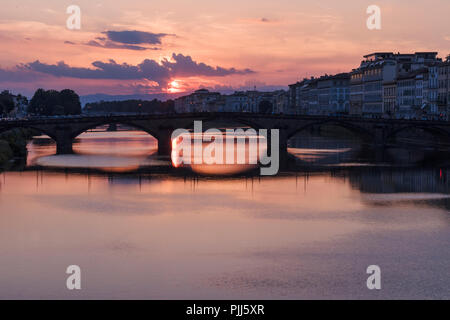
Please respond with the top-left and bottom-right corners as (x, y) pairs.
(0, 0), (449, 98)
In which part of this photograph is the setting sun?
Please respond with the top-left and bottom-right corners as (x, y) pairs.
(168, 80), (183, 93)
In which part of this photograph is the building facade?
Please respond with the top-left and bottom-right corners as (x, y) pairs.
(397, 71), (419, 119)
(288, 74), (349, 115)
(175, 89), (289, 114)
(347, 52), (442, 118)
(175, 52), (448, 119)
(438, 61), (450, 119)
(317, 73), (350, 115)
(350, 53), (398, 117)
(382, 81), (397, 117)
(426, 63), (439, 115)
(174, 89), (222, 113)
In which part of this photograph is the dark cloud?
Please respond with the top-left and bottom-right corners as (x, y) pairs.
(102, 30), (170, 45)
(82, 30), (172, 51)
(22, 53), (255, 88)
(85, 40), (160, 51)
(65, 30), (172, 51)
(161, 53), (255, 77)
(0, 65), (44, 82)
(26, 60), (143, 80)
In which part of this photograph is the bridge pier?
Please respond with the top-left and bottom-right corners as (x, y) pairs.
(107, 123), (118, 131)
(56, 141), (73, 154)
(54, 128), (74, 155)
(279, 129), (288, 155)
(157, 130), (174, 156)
(265, 128), (289, 169)
(373, 146), (388, 163)
(279, 129), (290, 169)
(373, 126), (386, 147)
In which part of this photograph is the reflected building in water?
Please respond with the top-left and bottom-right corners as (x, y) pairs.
(346, 167), (450, 194)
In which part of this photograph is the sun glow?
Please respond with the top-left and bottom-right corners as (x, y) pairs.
(168, 79), (183, 93)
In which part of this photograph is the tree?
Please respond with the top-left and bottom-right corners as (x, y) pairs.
(28, 88), (47, 115)
(59, 89), (81, 115)
(28, 88), (81, 115)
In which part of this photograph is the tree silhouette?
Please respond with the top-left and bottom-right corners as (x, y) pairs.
(28, 88), (81, 115)
(59, 89), (82, 115)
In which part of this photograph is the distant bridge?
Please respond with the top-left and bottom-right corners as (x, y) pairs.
(1, 113), (450, 155)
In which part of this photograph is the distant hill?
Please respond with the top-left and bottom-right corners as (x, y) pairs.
(84, 99), (175, 114)
(80, 93), (186, 107)
(79, 85), (288, 107)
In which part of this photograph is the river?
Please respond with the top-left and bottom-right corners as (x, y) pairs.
(0, 129), (449, 299)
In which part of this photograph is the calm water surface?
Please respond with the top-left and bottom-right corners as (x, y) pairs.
(0, 130), (449, 299)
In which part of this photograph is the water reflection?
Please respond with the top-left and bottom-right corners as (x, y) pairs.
(73, 131), (157, 156)
(289, 134), (362, 165)
(0, 129), (449, 299)
(171, 132), (267, 175)
(289, 130), (450, 167)
(27, 135), (56, 166)
(27, 131), (159, 172)
(0, 167), (449, 299)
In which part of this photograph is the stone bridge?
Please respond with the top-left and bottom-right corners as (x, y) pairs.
(1, 112), (450, 155)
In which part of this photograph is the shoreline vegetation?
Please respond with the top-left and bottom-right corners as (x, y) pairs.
(0, 128), (37, 167)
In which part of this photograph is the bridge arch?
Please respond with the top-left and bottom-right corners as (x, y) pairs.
(286, 119), (373, 141)
(185, 114), (265, 131)
(49, 120), (164, 155)
(70, 120), (161, 141)
(385, 125), (450, 143)
(0, 125), (58, 142)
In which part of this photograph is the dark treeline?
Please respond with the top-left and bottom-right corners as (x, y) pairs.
(0, 128), (37, 165)
(27, 89), (81, 115)
(84, 99), (175, 114)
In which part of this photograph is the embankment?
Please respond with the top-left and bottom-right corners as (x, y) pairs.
(0, 128), (37, 167)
